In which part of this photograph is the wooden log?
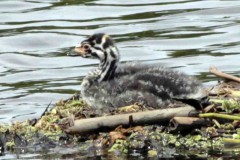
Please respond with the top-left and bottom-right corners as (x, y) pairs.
(169, 117), (210, 132)
(64, 106), (195, 134)
(209, 66), (240, 83)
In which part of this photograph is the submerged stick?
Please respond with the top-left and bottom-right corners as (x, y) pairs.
(169, 117), (210, 132)
(65, 106), (195, 134)
(209, 66), (240, 83)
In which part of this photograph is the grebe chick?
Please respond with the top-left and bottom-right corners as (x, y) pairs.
(68, 33), (207, 109)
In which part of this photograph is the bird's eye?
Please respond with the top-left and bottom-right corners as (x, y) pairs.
(83, 44), (90, 50)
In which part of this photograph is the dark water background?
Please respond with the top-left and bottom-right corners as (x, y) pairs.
(0, 0), (240, 124)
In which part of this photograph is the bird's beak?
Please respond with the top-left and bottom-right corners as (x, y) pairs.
(68, 47), (87, 57)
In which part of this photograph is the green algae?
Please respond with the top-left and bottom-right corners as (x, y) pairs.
(108, 140), (128, 154)
(0, 99), (90, 151)
(222, 100), (240, 113)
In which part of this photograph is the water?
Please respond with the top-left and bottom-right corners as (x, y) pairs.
(0, 0), (240, 124)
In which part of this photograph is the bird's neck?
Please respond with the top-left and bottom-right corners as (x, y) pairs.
(98, 58), (118, 82)
(89, 46), (120, 82)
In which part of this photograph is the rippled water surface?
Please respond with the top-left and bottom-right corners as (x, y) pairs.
(0, 0), (240, 124)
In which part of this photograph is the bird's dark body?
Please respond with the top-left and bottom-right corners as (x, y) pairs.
(81, 63), (203, 108)
(69, 33), (206, 109)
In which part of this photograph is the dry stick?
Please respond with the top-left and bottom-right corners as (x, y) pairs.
(209, 66), (240, 83)
(65, 106), (195, 134)
(169, 117), (210, 132)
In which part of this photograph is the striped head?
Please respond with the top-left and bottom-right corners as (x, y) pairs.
(68, 33), (120, 62)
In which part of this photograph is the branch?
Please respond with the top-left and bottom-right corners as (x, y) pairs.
(64, 106), (196, 134)
(209, 66), (240, 83)
(169, 117), (210, 132)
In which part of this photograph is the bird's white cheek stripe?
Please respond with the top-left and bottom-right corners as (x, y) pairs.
(92, 48), (105, 59)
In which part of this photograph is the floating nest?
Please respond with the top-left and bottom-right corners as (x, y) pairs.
(1, 68), (240, 159)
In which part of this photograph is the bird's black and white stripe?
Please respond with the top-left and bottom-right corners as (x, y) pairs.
(68, 33), (207, 109)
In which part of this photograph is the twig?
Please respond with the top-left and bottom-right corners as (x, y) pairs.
(223, 138), (240, 143)
(209, 66), (240, 83)
(199, 113), (240, 121)
(41, 101), (52, 118)
(30, 101), (52, 126)
(64, 106), (195, 134)
(223, 138), (240, 148)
